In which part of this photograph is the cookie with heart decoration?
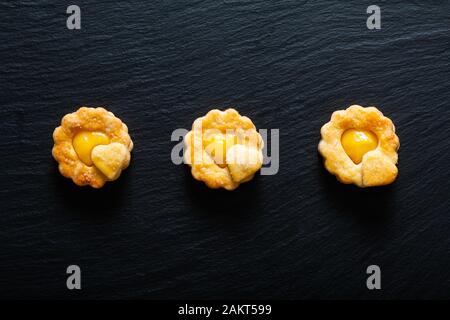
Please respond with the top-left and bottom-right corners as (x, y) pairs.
(52, 107), (133, 188)
(318, 105), (399, 187)
(92, 142), (131, 181)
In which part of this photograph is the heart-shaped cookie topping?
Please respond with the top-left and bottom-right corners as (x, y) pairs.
(91, 142), (130, 180)
(226, 145), (263, 182)
(341, 129), (378, 164)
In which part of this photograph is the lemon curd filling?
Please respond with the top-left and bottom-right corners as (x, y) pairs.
(341, 129), (378, 164)
(72, 131), (110, 166)
(203, 134), (237, 167)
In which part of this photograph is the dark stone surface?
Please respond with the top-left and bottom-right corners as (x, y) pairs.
(0, 1), (449, 299)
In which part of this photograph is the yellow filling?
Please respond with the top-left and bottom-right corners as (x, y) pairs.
(341, 129), (378, 164)
(203, 134), (237, 167)
(72, 131), (110, 166)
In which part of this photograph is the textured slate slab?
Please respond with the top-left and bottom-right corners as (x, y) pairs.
(0, 1), (449, 299)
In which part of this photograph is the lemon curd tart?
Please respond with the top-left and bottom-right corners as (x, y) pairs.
(184, 108), (264, 190)
(52, 107), (133, 188)
(318, 105), (399, 187)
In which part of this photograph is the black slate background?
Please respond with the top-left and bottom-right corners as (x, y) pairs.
(0, 1), (449, 299)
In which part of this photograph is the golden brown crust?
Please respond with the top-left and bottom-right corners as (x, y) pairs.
(52, 107), (133, 188)
(318, 105), (399, 187)
(184, 108), (263, 190)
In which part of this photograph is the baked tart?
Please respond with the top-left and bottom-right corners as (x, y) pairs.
(319, 105), (399, 187)
(184, 108), (264, 190)
(52, 107), (133, 188)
